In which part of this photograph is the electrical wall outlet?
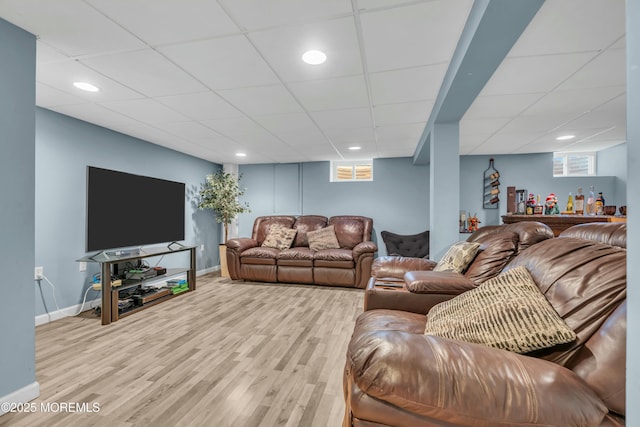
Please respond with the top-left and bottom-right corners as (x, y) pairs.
(200, 244), (205, 252)
(34, 266), (44, 280)
(79, 262), (87, 272)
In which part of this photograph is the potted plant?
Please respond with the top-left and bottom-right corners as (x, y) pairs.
(198, 170), (250, 277)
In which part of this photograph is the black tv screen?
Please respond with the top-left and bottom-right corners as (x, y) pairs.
(86, 166), (185, 252)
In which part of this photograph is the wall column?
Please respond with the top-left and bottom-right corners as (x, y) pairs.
(429, 122), (460, 259)
(626, 0), (639, 418)
(0, 17), (38, 410)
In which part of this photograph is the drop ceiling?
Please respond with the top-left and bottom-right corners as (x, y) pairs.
(0, 0), (626, 165)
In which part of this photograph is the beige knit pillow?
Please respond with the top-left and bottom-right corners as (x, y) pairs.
(433, 241), (480, 273)
(424, 266), (576, 354)
(261, 225), (297, 250)
(307, 225), (340, 251)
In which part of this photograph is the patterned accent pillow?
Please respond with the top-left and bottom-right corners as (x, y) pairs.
(307, 225), (341, 251)
(261, 225), (297, 250)
(424, 266), (576, 354)
(433, 241), (480, 273)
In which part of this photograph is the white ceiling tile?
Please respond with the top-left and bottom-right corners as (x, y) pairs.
(509, 0), (625, 56)
(0, 0), (145, 56)
(50, 102), (152, 133)
(556, 48), (626, 91)
(36, 59), (144, 102)
(99, 99), (189, 125)
(460, 117), (512, 137)
(310, 108), (373, 129)
(158, 35), (280, 90)
(156, 121), (226, 141)
(464, 93), (546, 119)
(358, 0), (426, 10)
(253, 112), (318, 134)
(219, 0), (352, 30)
(360, 0), (473, 72)
(82, 49), (206, 97)
(249, 17), (363, 82)
(523, 86), (625, 118)
(369, 64), (447, 105)
(36, 83), (87, 107)
(325, 127), (375, 144)
(86, 0), (240, 45)
(36, 41), (70, 64)
(155, 92), (244, 121)
(218, 85), (303, 116)
(500, 114), (580, 134)
(288, 75), (369, 111)
(201, 116), (261, 135)
(373, 101), (434, 126)
(481, 52), (597, 96)
(376, 123), (425, 143)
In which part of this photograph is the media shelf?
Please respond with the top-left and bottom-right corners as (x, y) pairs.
(78, 245), (196, 325)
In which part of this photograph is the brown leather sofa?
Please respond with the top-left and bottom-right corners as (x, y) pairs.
(344, 222), (626, 427)
(226, 215), (377, 288)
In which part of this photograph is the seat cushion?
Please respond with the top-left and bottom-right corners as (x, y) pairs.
(240, 246), (279, 260)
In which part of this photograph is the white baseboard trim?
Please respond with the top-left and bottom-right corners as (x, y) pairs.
(0, 382), (40, 416)
(34, 267), (219, 327)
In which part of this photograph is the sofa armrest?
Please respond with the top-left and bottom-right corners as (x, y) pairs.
(225, 237), (258, 253)
(352, 241), (377, 258)
(346, 332), (608, 427)
(404, 270), (476, 294)
(372, 256), (437, 280)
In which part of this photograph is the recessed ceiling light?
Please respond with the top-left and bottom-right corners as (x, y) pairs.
(348, 146), (361, 151)
(556, 134), (575, 141)
(73, 81), (100, 92)
(235, 152), (247, 157)
(302, 50), (326, 65)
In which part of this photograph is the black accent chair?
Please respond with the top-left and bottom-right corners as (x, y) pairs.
(380, 230), (429, 258)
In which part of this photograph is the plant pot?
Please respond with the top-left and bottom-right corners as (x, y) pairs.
(219, 243), (229, 278)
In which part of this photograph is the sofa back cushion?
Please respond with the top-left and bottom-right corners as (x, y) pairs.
(464, 231), (519, 283)
(252, 216), (296, 245)
(559, 222), (626, 248)
(506, 236), (626, 367)
(292, 215), (328, 247)
(467, 221), (553, 252)
(566, 300), (626, 417)
(329, 216), (373, 249)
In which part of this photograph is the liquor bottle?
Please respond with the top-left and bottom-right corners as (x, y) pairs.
(586, 186), (596, 216)
(534, 194), (544, 215)
(566, 192), (574, 214)
(575, 188), (584, 215)
(596, 192), (605, 215)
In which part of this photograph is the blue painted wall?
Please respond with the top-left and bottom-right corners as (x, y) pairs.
(34, 108), (220, 317)
(238, 158), (430, 256)
(0, 17), (37, 401)
(459, 149), (626, 228)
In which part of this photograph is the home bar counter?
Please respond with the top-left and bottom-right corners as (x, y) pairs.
(502, 214), (626, 236)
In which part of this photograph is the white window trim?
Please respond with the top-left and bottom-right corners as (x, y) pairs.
(330, 160), (374, 182)
(553, 152), (597, 177)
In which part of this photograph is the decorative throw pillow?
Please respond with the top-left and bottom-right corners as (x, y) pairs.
(424, 266), (576, 354)
(307, 225), (341, 251)
(261, 225), (297, 250)
(433, 241), (480, 273)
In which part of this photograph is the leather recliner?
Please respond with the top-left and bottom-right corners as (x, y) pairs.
(343, 222), (627, 427)
(226, 215), (377, 288)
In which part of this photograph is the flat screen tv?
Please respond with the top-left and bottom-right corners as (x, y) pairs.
(86, 166), (185, 252)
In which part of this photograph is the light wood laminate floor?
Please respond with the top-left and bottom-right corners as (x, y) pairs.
(0, 275), (364, 427)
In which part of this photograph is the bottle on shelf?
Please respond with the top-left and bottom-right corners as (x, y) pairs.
(596, 192), (605, 215)
(566, 192), (574, 214)
(533, 194), (544, 215)
(575, 187), (584, 215)
(586, 186), (596, 216)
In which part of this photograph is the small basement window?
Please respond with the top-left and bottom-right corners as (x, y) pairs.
(331, 160), (373, 182)
(553, 152), (596, 177)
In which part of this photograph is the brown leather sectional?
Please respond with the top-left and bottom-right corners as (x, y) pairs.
(226, 215), (377, 288)
(344, 222), (627, 427)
